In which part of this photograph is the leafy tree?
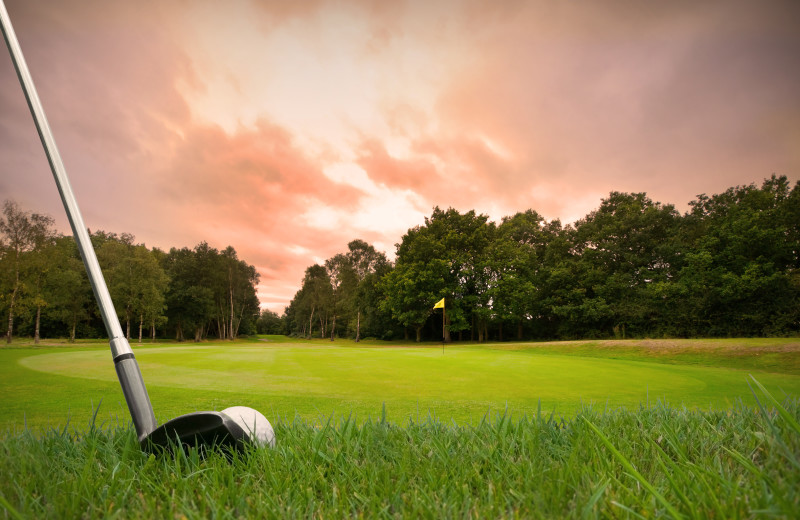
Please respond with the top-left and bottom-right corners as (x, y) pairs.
(491, 210), (561, 340)
(130, 246), (169, 342)
(290, 264), (333, 339)
(325, 253), (356, 341)
(675, 176), (800, 335)
(380, 259), (448, 342)
(219, 246), (261, 339)
(386, 207), (494, 341)
(256, 309), (284, 334)
(571, 192), (681, 337)
(0, 201), (57, 343)
(23, 231), (59, 343)
(47, 236), (93, 341)
(161, 242), (258, 341)
(344, 240), (390, 341)
(163, 245), (216, 341)
(284, 240), (392, 341)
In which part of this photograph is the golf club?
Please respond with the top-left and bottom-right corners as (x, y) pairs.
(1, 0), (274, 453)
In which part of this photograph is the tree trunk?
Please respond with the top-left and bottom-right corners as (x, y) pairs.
(355, 309), (361, 342)
(404, 327), (409, 341)
(229, 277), (235, 340)
(499, 321), (503, 342)
(330, 313), (336, 341)
(34, 305), (42, 344)
(6, 283), (17, 344)
(308, 306), (315, 339)
(415, 325), (422, 342)
(138, 314), (144, 343)
(233, 303), (245, 339)
(125, 311), (131, 340)
(151, 319), (156, 341)
(443, 313), (451, 343)
(70, 317), (77, 343)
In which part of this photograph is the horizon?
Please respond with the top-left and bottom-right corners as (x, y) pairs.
(2, 0), (798, 313)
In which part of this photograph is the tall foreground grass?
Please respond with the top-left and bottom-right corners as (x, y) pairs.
(1, 380), (798, 519)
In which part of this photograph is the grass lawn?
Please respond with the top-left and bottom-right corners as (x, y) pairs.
(1, 336), (798, 432)
(1, 337), (798, 518)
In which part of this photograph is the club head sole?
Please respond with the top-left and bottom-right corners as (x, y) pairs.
(142, 411), (249, 455)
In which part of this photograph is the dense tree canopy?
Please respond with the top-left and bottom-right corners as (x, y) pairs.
(0, 215), (260, 342)
(2, 175), (798, 342)
(284, 240), (392, 340)
(287, 175), (800, 341)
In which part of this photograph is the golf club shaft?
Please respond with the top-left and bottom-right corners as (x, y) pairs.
(1, 0), (157, 441)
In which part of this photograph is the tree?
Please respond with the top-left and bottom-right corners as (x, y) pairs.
(129, 246), (169, 342)
(24, 232), (59, 343)
(675, 176), (800, 336)
(256, 308), (284, 334)
(219, 247), (261, 339)
(380, 259), (448, 342)
(47, 236), (93, 341)
(0, 201), (57, 343)
(385, 207), (493, 342)
(491, 210), (559, 340)
(163, 245), (217, 341)
(571, 192), (681, 337)
(161, 242), (259, 341)
(345, 240), (391, 341)
(286, 264), (333, 339)
(325, 253), (355, 341)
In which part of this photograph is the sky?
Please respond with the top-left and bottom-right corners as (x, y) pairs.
(2, 0), (799, 313)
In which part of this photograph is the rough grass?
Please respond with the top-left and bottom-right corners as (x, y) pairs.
(483, 338), (800, 375)
(1, 382), (798, 519)
(1, 339), (799, 517)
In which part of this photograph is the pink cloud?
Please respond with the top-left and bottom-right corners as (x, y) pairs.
(2, 0), (799, 314)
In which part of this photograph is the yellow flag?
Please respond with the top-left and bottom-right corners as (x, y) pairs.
(433, 298), (445, 309)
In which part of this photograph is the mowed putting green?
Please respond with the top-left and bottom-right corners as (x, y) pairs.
(3, 338), (800, 432)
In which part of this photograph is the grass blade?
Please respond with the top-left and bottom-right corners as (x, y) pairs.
(0, 493), (25, 520)
(748, 375), (800, 435)
(582, 416), (683, 519)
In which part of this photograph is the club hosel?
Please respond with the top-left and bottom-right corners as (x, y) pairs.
(112, 338), (157, 442)
(110, 336), (133, 358)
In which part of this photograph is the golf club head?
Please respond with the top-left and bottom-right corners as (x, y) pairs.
(142, 407), (274, 454)
(142, 411), (247, 454)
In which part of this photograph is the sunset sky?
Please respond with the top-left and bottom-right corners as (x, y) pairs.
(2, 0), (798, 313)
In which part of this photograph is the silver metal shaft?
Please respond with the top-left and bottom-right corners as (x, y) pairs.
(0, 0), (157, 441)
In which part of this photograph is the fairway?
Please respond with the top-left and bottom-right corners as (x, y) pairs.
(3, 338), (799, 432)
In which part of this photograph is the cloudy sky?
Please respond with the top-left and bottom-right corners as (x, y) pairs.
(2, 0), (798, 312)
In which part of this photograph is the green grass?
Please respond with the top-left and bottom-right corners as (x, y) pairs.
(1, 337), (799, 432)
(0, 389), (798, 518)
(1, 337), (799, 517)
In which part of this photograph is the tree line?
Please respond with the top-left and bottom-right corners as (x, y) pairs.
(3, 175), (798, 343)
(0, 201), (260, 343)
(284, 175), (799, 341)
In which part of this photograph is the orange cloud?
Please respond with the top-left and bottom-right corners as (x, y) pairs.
(3, 0), (799, 313)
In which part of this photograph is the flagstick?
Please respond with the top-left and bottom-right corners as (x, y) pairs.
(442, 304), (445, 354)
